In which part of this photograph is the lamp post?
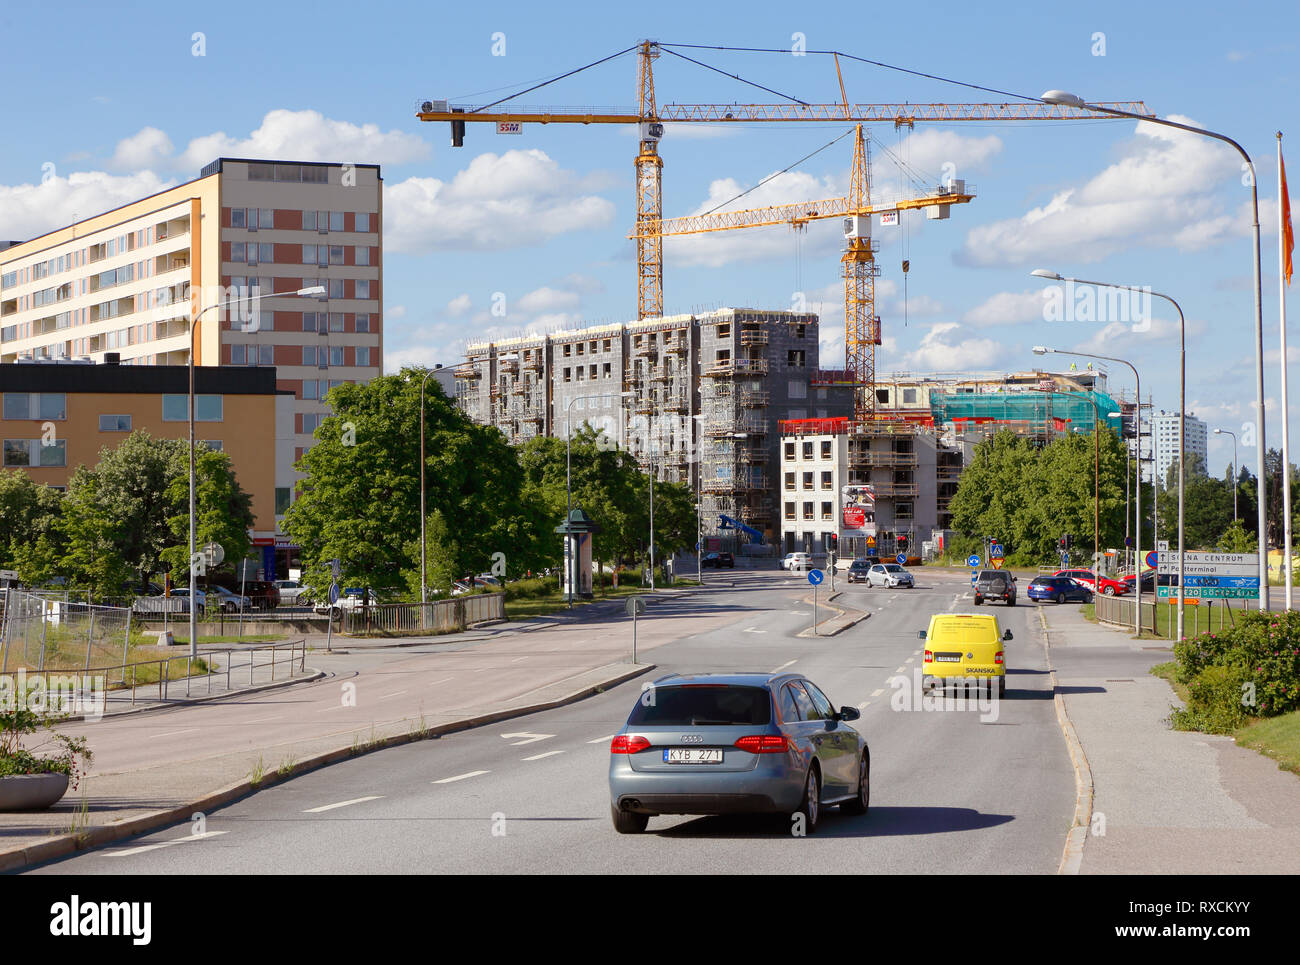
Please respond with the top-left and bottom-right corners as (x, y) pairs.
(1041, 90), (1267, 612)
(188, 284), (323, 659)
(1033, 341), (1144, 634)
(418, 366), (438, 609)
(1032, 270), (1185, 640)
(1215, 428), (1239, 522)
(692, 413), (704, 583)
(565, 391), (632, 607)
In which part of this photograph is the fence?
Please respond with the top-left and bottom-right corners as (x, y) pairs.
(1095, 592), (1250, 639)
(0, 588), (132, 675)
(1095, 593), (1157, 635)
(0, 639), (308, 706)
(340, 593), (505, 635)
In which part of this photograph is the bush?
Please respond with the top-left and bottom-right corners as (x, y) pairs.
(1168, 611), (1300, 732)
(504, 577), (552, 601)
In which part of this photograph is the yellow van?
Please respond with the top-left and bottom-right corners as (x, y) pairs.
(917, 613), (1011, 698)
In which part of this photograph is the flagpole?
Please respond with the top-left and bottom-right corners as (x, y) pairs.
(1280, 131), (1294, 610)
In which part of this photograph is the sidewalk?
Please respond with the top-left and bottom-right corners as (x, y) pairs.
(1041, 603), (1300, 874)
(0, 581), (744, 871)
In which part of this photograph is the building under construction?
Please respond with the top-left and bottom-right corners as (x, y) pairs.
(455, 308), (854, 547)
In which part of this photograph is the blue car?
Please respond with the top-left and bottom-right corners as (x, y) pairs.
(1028, 575), (1093, 604)
(608, 672), (870, 834)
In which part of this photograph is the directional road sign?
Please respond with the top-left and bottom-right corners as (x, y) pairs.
(967, 555), (982, 568)
(1157, 551), (1258, 577)
(1158, 585), (1258, 600)
(808, 569), (824, 586)
(896, 553), (908, 565)
(1185, 576), (1260, 589)
(625, 596), (646, 616)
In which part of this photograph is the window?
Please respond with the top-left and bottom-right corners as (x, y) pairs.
(3, 440), (29, 466)
(903, 388), (918, 404)
(821, 501), (833, 520)
(260, 208), (274, 228)
(303, 380), (319, 400)
(302, 244), (317, 264)
(356, 346), (371, 367)
(329, 313), (344, 332)
(355, 246), (369, 266)
(330, 346), (344, 366)
(162, 394), (222, 421)
(99, 414), (132, 432)
(784, 501), (795, 520)
(2, 393), (30, 419)
(3, 393), (65, 420)
(329, 279), (344, 299)
(231, 344), (247, 365)
(231, 208), (246, 227)
(821, 440), (832, 460)
(325, 211), (343, 233)
(355, 212), (370, 233)
(802, 501), (814, 520)
(787, 350), (806, 368)
(199, 440), (223, 452)
(355, 313), (370, 332)
(802, 441), (813, 460)
(302, 312), (317, 333)
(302, 346), (317, 365)
(328, 245), (344, 265)
(779, 686), (801, 723)
(259, 344), (273, 366)
(784, 472), (795, 491)
(563, 367), (571, 383)
(602, 362), (611, 378)
(784, 441), (795, 460)
(302, 413), (324, 434)
(802, 472), (814, 490)
(788, 380), (807, 400)
(821, 471), (832, 489)
(356, 279), (370, 299)
(275, 488), (292, 515)
(302, 210), (317, 231)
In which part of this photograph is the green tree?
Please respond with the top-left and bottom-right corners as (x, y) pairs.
(0, 471), (64, 574)
(284, 369), (547, 600)
(159, 445), (255, 581)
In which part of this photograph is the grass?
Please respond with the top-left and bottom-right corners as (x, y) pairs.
(1082, 603), (1097, 623)
(249, 753), (265, 787)
(159, 633), (285, 645)
(1149, 598), (1240, 638)
(1149, 660), (1190, 705)
(1234, 712), (1300, 777)
(504, 582), (652, 620)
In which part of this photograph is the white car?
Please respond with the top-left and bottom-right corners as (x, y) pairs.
(867, 563), (914, 588)
(274, 579), (309, 605)
(209, 586), (251, 612)
(781, 552), (813, 571)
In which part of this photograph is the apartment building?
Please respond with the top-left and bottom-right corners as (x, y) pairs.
(0, 359), (294, 578)
(0, 157), (383, 477)
(456, 308), (855, 544)
(1152, 410), (1209, 483)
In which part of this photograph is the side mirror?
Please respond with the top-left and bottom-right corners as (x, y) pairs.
(838, 705), (861, 721)
(1003, 629), (1013, 641)
(918, 629), (927, 640)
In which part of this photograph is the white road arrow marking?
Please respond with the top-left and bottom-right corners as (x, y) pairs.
(501, 732), (554, 746)
(522, 750), (565, 762)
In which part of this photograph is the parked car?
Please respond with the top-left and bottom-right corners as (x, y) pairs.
(273, 579), (309, 606)
(313, 587), (370, 617)
(168, 587), (207, 615)
(207, 585), (251, 613)
(781, 552), (813, 571)
(867, 563), (914, 589)
(847, 559), (873, 583)
(701, 552), (734, 569)
(1121, 571), (1180, 593)
(973, 570), (1016, 606)
(607, 672), (870, 834)
(1027, 575), (1094, 604)
(1055, 568), (1128, 596)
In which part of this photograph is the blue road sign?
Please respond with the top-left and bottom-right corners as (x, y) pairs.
(328, 582), (341, 604)
(1186, 576), (1261, 589)
(990, 543), (1004, 559)
(1145, 551), (1159, 569)
(896, 553), (908, 565)
(808, 569), (824, 586)
(967, 554), (982, 568)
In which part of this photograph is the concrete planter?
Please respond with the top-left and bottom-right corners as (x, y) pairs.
(0, 773), (70, 811)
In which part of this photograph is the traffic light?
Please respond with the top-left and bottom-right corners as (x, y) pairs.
(898, 534), (908, 550)
(829, 533), (838, 553)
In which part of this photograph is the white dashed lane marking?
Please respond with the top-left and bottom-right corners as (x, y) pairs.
(104, 831), (227, 858)
(303, 796), (383, 814)
(522, 750), (565, 762)
(433, 770), (490, 784)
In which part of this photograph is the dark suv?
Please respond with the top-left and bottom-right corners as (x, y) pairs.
(702, 552), (734, 569)
(974, 570), (1016, 606)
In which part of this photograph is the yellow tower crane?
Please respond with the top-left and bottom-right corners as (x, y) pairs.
(416, 40), (1151, 417)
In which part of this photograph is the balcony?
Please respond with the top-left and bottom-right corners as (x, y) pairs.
(847, 448), (917, 468)
(705, 356), (768, 378)
(736, 389), (770, 407)
(632, 339), (658, 356)
(871, 481), (920, 497)
(454, 363), (481, 379)
(738, 328), (768, 346)
(665, 338), (689, 355)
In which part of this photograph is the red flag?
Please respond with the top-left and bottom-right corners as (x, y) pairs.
(1284, 151), (1295, 286)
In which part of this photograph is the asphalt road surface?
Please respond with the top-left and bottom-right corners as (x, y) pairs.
(33, 571), (1076, 874)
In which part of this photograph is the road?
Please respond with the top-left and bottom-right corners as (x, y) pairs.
(31, 570), (1076, 874)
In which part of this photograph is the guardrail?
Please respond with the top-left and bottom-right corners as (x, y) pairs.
(1095, 593), (1156, 635)
(340, 593), (505, 635)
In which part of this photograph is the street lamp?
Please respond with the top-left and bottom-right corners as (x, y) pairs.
(1040, 90), (1268, 611)
(1033, 342), (1144, 635)
(1215, 428), (1239, 522)
(1032, 269), (1187, 641)
(188, 284), (324, 659)
(691, 413), (705, 584)
(418, 365), (442, 611)
(565, 391), (633, 607)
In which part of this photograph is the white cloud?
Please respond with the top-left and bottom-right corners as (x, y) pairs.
(958, 116), (1243, 268)
(383, 149), (615, 254)
(0, 170), (175, 241)
(111, 127), (174, 170)
(386, 304), (408, 320)
(446, 294), (472, 317)
(964, 289), (1049, 326)
(871, 129), (1002, 199)
(901, 322), (1005, 372)
(559, 272), (605, 295)
(517, 286), (581, 313)
(178, 109), (430, 170)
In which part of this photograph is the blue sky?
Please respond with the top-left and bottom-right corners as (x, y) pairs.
(1, 0), (1297, 476)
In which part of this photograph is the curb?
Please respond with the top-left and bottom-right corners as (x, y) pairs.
(796, 592), (870, 637)
(0, 662), (655, 873)
(1038, 606), (1095, 876)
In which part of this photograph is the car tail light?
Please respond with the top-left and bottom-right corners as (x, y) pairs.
(995, 651), (1004, 664)
(924, 650), (933, 663)
(610, 735), (651, 754)
(733, 735), (789, 754)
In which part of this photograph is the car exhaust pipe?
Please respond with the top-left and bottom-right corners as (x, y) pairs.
(621, 799), (641, 812)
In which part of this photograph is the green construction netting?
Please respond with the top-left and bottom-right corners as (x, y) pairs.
(929, 389), (1123, 433)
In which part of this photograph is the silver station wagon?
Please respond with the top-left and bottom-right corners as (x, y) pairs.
(608, 672), (870, 834)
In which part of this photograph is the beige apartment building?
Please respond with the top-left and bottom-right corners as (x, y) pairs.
(0, 158), (383, 476)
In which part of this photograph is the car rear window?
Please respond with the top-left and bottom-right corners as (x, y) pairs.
(627, 685), (773, 726)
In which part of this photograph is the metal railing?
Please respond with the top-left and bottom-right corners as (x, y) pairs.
(340, 593), (505, 634)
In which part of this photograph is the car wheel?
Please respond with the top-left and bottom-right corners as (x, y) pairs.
(841, 754), (870, 815)
(1008, 596), (1016, 606)
(796, 766), (821, 834)
(610, 804), (649, 834)
(223, 602), (236, 613)
(973, 595), (983, 605)
(1056, 592), (1066, 604)
(1104, 585), (1116, 595)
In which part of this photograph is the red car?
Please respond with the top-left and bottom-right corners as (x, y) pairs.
(1054, 568), (1129, 596)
